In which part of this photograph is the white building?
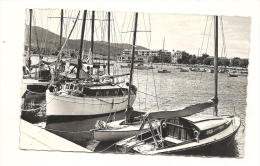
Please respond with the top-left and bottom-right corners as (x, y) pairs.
(172, 50), (185, 64)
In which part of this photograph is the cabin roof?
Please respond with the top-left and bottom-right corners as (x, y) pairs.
(181, 116), (222, 123)
(182, 116), (229, 131)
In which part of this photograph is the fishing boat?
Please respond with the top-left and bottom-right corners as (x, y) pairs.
(46, 11), (137, 116)
(92, 13), (158, 142)
(158, 38), (171, 73)
(115, 16), (241, 155)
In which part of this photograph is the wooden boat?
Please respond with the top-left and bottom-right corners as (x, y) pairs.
(115, 115), (240, 154)
(46, 11), (136, 116)
(115, 16), (241, 155)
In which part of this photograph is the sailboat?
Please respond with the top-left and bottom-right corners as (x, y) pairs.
(92, 13), (159, 142)
(22, 9), (52, 97)
(46, 10), (137, 116)
(158, 38), (171, 73)
(115, 16), (241, 155)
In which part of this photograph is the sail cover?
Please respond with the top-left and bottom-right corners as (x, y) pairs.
(146, 98), (217, 119)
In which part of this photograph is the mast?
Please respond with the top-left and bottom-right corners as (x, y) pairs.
(60, 9), (63, 50)
(76, 10), (87, 80)
(128, 13), (138, 97)
(107, 12), (111, 75)
(161, 38), (165, 70)
(28, 9), (32, 69)
(91, 11), (95, 63)
(125, 13), (138, 123)
(214, 15), (218, 116)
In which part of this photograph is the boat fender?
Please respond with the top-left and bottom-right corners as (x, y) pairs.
(194, 130), (200, 143)
(194, 130), (199, 137)
(162, 121), (167, 128)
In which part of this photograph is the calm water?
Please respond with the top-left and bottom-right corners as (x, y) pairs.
(22, 62), (247, 157)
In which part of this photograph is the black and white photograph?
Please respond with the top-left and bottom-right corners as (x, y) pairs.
(1, 1), (259, 166)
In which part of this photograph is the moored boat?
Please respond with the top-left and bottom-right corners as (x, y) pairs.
(158, 69), (171, 73)
(91, 13), (158, 142)
(179, 68), (189, 72)
(115, 15), (241, 155)
(46, 11), (137, 116)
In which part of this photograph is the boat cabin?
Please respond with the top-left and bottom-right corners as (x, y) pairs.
(64, 82), (129, 97)
(133, 116), (232, 149)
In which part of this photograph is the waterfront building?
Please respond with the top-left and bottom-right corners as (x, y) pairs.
(172, 50), (185, 64)
(117, 49), (150, 63)
(117, 49), (172, 63)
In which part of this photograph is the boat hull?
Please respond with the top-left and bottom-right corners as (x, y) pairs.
(46, 90), (136, 116)
(116, 117), (241, 155)
(94, 128), (143, 142)
(93, 119), (158, 142)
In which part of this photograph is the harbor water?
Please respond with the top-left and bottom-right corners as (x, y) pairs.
(21, 62), (247, 157)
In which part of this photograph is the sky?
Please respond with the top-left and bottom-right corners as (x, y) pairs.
(27, 9), (250, 59)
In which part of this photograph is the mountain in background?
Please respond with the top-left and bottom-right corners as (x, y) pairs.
(24, 25), (147, 59)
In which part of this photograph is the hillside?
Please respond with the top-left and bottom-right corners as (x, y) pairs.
(24, 25), (147, 59)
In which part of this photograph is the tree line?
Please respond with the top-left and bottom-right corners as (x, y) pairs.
(176, 53), (248, 68)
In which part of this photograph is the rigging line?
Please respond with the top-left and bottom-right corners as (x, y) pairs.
(143, 13), (150, 49)
(114, 13), (123, 44)
(199, 15), (209, 56)
(190, 69), (199, 104)
(113, 13), (124, 68)
(220, 16), (228, 59)
(143, 14), (152, 110)
(151, 68), (159, 111)
(124, 13), (134, 45)
(54, 18), (61, 49)
(220, 16), (235, 112)
(148, 14), (152, 51)
(206, 16), (213, 53)
(42, 10), (53, 53)
(66, 10), (74, 52)
(136, 69), (141, 110)
(121, 12), (128, 43)
(32, 11), (40, 53)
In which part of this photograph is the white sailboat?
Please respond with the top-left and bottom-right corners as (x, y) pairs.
(46, 11), (137, 116)
(158, 38), (171, 73)
(92, 13), (159, 142)
(115, 16), (241, 155)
